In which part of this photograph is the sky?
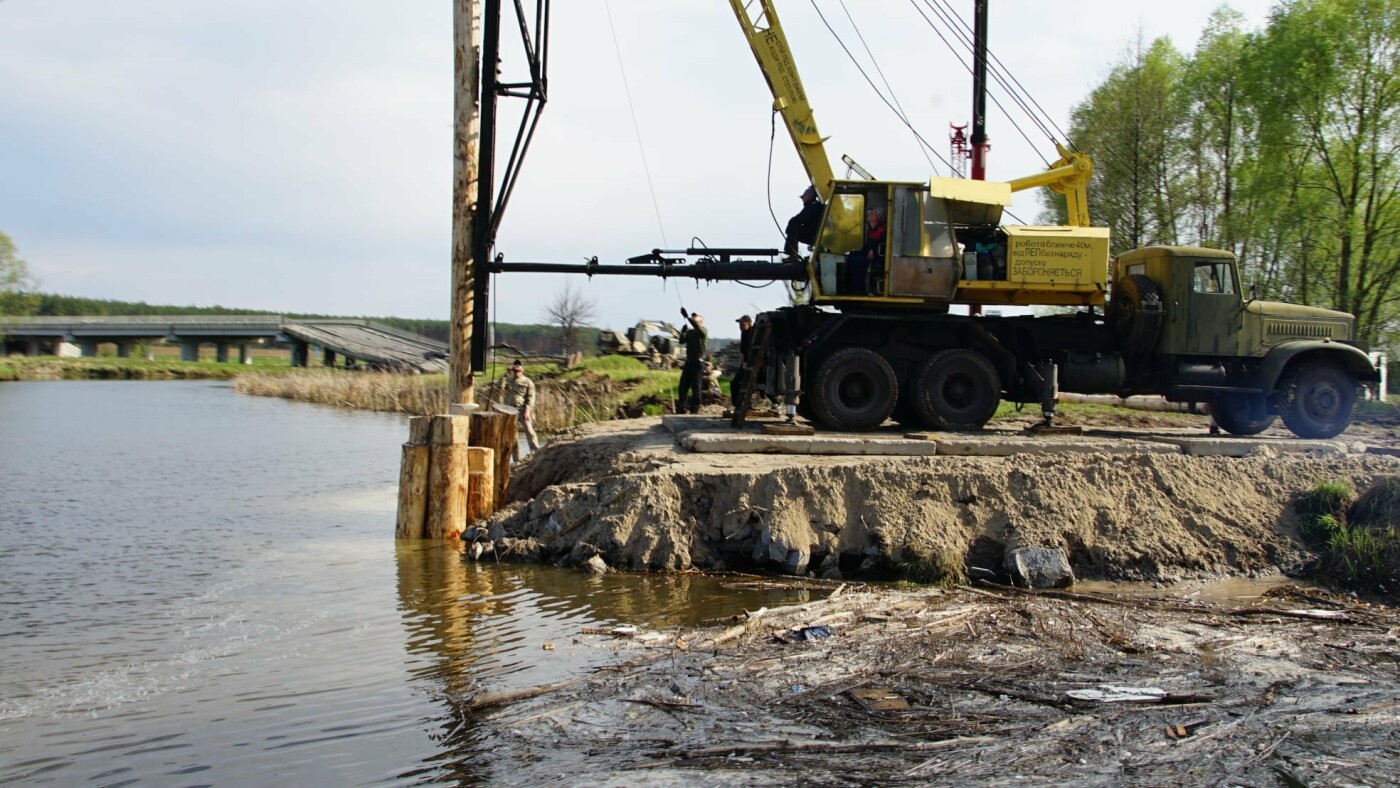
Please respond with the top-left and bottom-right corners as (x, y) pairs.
(0, 0), (1279, 340)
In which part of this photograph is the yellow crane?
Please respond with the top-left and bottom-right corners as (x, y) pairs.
(728, 0), (1106, 308)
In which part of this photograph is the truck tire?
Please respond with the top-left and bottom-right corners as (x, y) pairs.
(914, 349), (1001, 431)
(1279, 361), (1357, 439)
(1110, 274), (1164, 355)
(809, 347), (898, 431)
(1211, 393), (1276, 436)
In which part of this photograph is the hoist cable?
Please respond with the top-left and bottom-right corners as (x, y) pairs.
(807, 0), (956, 173)
(601, 0), (669, 248)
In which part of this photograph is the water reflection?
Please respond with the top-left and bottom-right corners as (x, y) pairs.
(393, 542), (825, 782)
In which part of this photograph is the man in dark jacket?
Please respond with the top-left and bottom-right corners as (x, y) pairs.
(677, 308), (708, 414)
(731, 314), (754, 408)
(845, 207), (886, 295)
(783, 186), (824, 260)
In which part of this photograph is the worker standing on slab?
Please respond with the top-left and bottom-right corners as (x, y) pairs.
(505, 360), (540, 454)
(677, 308), (707, 415)
(732, 314), (754, 408)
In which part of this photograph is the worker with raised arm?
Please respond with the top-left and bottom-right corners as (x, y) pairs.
(783, 186), (824, 261)
(677, 307), (708, 415)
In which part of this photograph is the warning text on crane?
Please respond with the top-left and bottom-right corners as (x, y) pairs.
(1006, 236), (1108, 283)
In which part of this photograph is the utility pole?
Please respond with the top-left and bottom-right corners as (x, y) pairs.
(969, 0), (989, 181)
(450, 0), (481, 406)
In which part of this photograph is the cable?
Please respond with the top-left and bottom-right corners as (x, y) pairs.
(924, 0), (1071, 145)
(836, 0), (937, 172)
(766, 110), (786, 241)
(601, 0), (669, 247)
(807, 0), (957, 173)
(904, 0), (1050, 167)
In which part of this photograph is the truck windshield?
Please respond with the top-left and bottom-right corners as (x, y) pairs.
(1193, 261), (1235, 294)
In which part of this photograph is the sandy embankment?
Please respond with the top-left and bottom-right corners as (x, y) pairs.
(474, 415), (1400, 582)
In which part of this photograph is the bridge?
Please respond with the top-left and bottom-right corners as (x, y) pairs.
(0, 316), (449, 373)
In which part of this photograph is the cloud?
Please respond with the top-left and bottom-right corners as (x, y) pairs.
(0, 0), (1277, 335)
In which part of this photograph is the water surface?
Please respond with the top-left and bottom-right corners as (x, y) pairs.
(0, 381), (807, 784)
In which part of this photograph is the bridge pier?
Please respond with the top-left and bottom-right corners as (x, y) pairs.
(215, 342), (229, 364)
(146, 344), (156, 361)
(290, 340), (309, 368)
(78, 340), (99, 357)
(181, 340), (201, 362)
(239, 343), (252, 365)
(116, 341), (131, 359)
(27, 340), (41, 356)
(323, 348), (336, 368)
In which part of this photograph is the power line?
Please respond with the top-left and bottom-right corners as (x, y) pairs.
(601, 0), (668, 247)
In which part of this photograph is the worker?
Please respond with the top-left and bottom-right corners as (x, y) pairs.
(503, 360), (540, 455)
(783, 186), (824, 261)
(845, 207), (886, 295)
(677, 308), (708, 414)
(731, 314), (754, 407)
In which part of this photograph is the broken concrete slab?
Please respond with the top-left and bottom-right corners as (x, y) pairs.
(1137, 436), (1352, 457)
(683, 433), (942, 456)
(934, 436), (1179, 456)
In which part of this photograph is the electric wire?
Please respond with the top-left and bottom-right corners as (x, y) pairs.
(836, 0), (937, 172)
(917, 0), (1058, 148)
(601, 0), (669, 248)
(904, 0), (1050, 167)
(923, 0), (1071, 145)
(807, 0), (956, 173)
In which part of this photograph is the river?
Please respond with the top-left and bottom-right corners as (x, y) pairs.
(0, 381), (810, 784)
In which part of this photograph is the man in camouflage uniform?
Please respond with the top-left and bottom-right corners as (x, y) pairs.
(504, 360), (540, 454)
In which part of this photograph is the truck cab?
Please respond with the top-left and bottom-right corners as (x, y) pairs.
(1110, 246), (1377, 438)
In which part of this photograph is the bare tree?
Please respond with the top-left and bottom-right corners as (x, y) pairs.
(542, 282), (597, 356)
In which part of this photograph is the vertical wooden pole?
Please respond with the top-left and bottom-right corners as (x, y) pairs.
(450, 0), (481, 407)
(471, 410), (517, 505)
(466, 446), (495, 521)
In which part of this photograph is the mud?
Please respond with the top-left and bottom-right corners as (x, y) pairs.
(473, 582), (1400, 786)
(483, 415), (1400, 583)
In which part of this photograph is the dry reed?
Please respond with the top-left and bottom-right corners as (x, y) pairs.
(234, 369), (650, 432)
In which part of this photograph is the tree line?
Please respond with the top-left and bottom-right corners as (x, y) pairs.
(1042, 0), (1400, 347)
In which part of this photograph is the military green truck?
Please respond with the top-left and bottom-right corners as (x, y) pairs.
(740, 245), (1379, 440)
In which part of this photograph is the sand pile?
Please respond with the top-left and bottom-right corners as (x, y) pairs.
(481, 419), (1400, 582)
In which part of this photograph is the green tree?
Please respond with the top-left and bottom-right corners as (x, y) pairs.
(1047, 35), (1189, 253)
(1246, 0), (1400, 342)
(0, 231), (38, 317)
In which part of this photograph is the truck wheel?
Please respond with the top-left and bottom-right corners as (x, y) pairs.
(1279, 361), (1357, 439)
(914, 349), (1001, 431)
(809, 347), (898, 431)
(1110, 274), (1165, 355)
(1210, 393), (1276, 436)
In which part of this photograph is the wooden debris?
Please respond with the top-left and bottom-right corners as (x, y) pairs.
(850, 687), (911, 711)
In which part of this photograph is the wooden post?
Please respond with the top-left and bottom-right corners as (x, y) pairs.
(450, 0), (481, 407)
(395, 416), (434, 539)
(466, 446), (495, 521)
(471, 411), (517, 504)
(425, 415), (472, 539)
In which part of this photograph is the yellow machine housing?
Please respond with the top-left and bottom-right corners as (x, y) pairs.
(730, 0), (1108, 309)
(805, 176), (1109, 308)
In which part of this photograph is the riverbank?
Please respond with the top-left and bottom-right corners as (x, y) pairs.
(472, 578), (1400, 785)
(0, 355), (258, 381)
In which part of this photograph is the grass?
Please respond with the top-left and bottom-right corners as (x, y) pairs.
(895, 544), (968, 587)
(0, 355), (253, 380)
(1296, 477), (1400, 595)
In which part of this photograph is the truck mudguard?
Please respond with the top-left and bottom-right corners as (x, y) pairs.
(1258, 341), (1380, 393)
